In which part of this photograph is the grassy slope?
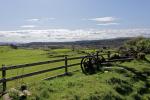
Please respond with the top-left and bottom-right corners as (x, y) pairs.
(0, 46), (92, 87)
(0, 46), (150, 99)
(17, 56), (150, 100)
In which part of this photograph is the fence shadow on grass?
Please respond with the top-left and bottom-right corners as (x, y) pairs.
(114, 64), (147, 81)
(114, 64), (150, 96)
(144, 58), (150, 64)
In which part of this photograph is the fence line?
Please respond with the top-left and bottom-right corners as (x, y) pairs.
(0, 56), (85, 71)
(0, 55), (87, 93)
(0, 52), (119, 94)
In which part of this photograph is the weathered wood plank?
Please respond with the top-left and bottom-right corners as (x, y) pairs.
(0, 58), (65, 71)
(0, 66), (65, 83)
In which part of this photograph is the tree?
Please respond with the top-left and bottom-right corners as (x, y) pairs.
(120, 37), (150, 58)
(10, 44), (18, 49)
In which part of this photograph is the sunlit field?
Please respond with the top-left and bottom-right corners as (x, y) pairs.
(0, 44), (150, 100)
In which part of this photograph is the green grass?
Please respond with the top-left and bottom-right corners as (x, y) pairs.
(0, 46), (49, 65)
(0, 46), (85, 88)
(0, 46), (150, 99)
(25, 58), (150, 100)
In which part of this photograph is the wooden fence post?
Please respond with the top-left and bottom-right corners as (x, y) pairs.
(64, 55), (68, 75)
(96, 51), (99, 59)
(2, 64), (6, 93)
(107, 51), (110, 59)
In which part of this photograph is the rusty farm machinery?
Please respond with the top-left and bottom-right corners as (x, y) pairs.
(80, 51), (134, 74)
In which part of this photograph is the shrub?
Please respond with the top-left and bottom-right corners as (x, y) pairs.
(137, 52), (146, 60)
(10, 44), (18, 49)
(115, 85), (133, 95)
(132, 94), (141, 100)
(119, 37), (150, 58)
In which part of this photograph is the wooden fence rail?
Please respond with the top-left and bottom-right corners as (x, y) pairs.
(0, 55), (85, 93)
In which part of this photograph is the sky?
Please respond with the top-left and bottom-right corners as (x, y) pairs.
(0, 0), (150, 42)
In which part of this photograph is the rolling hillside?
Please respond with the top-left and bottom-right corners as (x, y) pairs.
(8, 55), (150, 100)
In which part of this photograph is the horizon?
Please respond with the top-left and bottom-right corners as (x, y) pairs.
(0, 0), (150, 42)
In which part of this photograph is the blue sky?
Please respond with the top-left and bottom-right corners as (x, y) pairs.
(0, 0), (150, 30)
(0, 0), (150, 42)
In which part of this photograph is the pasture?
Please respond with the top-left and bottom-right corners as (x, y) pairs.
(24, 55), (150, 100)
(0, 46), (93, 88)
(0, 46), (150, 100)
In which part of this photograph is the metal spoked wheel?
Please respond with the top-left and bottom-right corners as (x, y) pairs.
(81, 56), (97, 74)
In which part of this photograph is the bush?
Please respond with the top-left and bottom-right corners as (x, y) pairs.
(109, 54), (120, 60)
(10, 44), (18, 49)
(115, 85), (133, 95)
(137, 52), (146, 60)
(119, 37), (150, 58)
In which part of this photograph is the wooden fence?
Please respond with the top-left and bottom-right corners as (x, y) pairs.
(0, 55), (86, 93)
(0, 51), (133, 94)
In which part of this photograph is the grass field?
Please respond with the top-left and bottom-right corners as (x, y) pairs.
(0, 46), (92, 88)
(0, 46), (150, 100)
(25, 56), (150, 100)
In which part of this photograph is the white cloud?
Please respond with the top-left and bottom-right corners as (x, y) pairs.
(97, 23), (119, 26)
(46, 18), (55, 20)
(0, 28), (150, 43)
(88, 17), (119, 26)
(90, 17), (117, 22)
(26, 18), (55, 22)
(27, 19), (40, 22)
(20, 25), (37, 28)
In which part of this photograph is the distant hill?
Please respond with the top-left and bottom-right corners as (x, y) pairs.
(19, 37), (133, 49)
(2, 37), (147, 49)
(0, 42), (21, 46)
(0, 42), (10, 46)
